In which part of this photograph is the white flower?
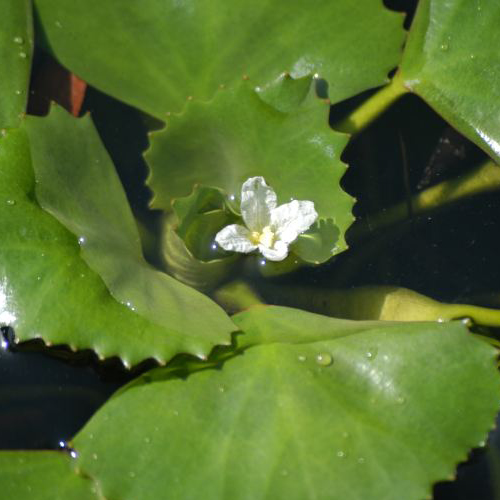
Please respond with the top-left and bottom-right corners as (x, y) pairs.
(215, 176), (318, 262)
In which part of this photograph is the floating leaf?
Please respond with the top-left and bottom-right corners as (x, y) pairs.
(147, 80), (354, 261)
(68, 306), (500, 500)
(0, 451), (95, 500)
(400, 0), (500, 161)
(22, 106), (235, 361)
(0, 0), (33, 128)
(0, 122), (233, 367)
(33, 0), (405, 116)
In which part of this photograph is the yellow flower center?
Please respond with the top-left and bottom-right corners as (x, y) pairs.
(250, 226), (275, 248)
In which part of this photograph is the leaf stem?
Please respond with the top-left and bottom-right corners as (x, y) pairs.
(350, 159), (500, 242)
(334, 75), (408, 134)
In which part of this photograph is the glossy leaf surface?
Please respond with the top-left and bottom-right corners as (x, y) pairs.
(0, 451), (96, 500)
(147, 81), (354, 261)
(0, 0), (33, 128)
(0, 124), (231, 367)
(34, 0), (405, 116)
(400, 0), (500, 161)
(23, 106), (234, 361)
(70, 306), (500, 500)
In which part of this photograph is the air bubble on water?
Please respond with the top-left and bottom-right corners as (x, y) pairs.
(92, 453), (98, 460)
(315, 352), (333, 366)
(218, 385), (226, 393)
(259, 259), (266, 266)
(13, 36), (24, 44)
(297, 354), (307, 362)
(229, 194), (236, 201)
(440, 43), (449, 51)
(337, 450), (346, 458)
(78, 236), (86, 245)
(396, 396), (405, 404)
(19, 52), (27, 59)
(211, 243), (217, 250)
(6, 199), (16, 205)
(15, 90), (21, 95)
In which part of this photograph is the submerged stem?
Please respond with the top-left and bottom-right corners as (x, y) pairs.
(350, 159), (500, 243)
(334, 74), (408, 135)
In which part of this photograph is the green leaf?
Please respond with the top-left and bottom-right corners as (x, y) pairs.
(0, 0), (33, 128)
(400, 0), (500, 162)
(70, 306), (500, 500)
(22, 106), (235, 361)
(0, 451), (96, 500)
(146, 80), (354, 261)
(33, 0), (405, 116)
(0, 123), (232, 367)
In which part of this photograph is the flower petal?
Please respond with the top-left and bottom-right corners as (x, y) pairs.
(259, 241), (289, 261)
(270, 200), (318, 244)
(215, 224), (257, 253)
(240, 177), (277, 232)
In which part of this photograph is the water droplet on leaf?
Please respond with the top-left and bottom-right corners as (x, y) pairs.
(316, 352), (333, 366)
(13, 36), (23, 44)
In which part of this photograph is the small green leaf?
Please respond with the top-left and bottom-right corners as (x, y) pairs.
(161, 215), (238, 291)
(292, 218), (341, 264)
(0, 0), (33, 128)
(0, 451), (96, 500)
(33, 0), (405, 116)
(400, 0), (500, 161)
(146, 80), (354, 260)
(70, 306), (500, 500)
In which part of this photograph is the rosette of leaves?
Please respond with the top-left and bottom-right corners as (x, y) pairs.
(161, 185), (240, 291)
(147, 76), (355, 269)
